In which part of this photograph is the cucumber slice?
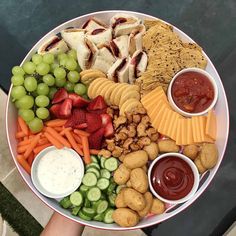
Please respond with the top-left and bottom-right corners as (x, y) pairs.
(78, 210), (92, 221)
(79, 185), (89, 196)
(91, 155), (98, 163)
(71, 206), (81, 216)
(104, 157), (118, 171)
(93, 213), (104, 222)
(82, 172), (97, 187)
(116, 185), (126, 194)
(60, 196), (72, 209)
(100, 156), (106, 168)
(100, 169), (111, 179)
(82, 207), (96, 218)
(96, 200), (108, 214)
(108, 193), (116, 207)
(70, 192), (83, 206)
(87, 187), (101, 202)
(86, 167), (100, 178)
(97, 178), (110, 190)
(104, 209), (115, 223)
(84, 198), (91, 208)
(107, 182), (117, 194)
(86, 163), (100, 170)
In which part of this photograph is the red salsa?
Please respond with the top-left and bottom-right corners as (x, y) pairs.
(151, 156), (194, 200)
(171, 71), (214, 113)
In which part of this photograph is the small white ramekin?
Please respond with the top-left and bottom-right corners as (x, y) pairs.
(148, 153), (199, 205)
(167, 68), (218, 117)
(31, 146), (84, 199)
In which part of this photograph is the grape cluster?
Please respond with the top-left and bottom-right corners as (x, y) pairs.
(11, 49), (88, 133)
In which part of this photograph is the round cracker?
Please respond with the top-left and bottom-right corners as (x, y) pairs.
(89, 78), (108, 99)
(120, 98), (140, 115)
(112, 83), (129, 106)
(95, 80), (113, 97)
(103, 83), (118, 105)
(99, 81), (115, 98)
(119, 90), (141, 107)
(81, 71), (106, 80)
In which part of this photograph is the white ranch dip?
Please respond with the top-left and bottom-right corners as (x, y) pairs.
(37, 149), (83, 195)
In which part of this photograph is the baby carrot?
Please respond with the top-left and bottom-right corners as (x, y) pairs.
(17, 155), (31, 175)
(33, 143), (52, 155)
(27, 153), (35, 167)
(72, 133), (82, 144)
(23, 134), (41, 159)
(17, 144), (29, 154)
(18, 139), (31, 146)
(89, 149), (100, 155)
(60, 127), (72, 136)
(74, 129), (90, 137)
(64, 130), (83, 156)
(45, 119), (67, 127)
(46, 127), (71, 148)
(38, 137), (49, 145)
(16, 131), (26, 139)
(54, 126), (63, 132)
(18, 116), (29, 135)
(44, 132), (63, 149)
(81, 135), (91, 164)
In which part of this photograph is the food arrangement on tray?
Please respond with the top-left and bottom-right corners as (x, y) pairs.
(9, 12), (221, 227)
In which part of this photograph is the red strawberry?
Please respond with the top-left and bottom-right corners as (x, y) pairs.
(88, 127), (105, 149)
(49, 103), (61, 118)
(86, 112), (102, 133)
(87, 95), (107, 111)
(88, 108), (107, 114)
(68, 93), (90, 108)
(52, 88), (68, 104)
(59, 98), (72, 118)
(100, 113), (112, 127)
(65, 109), (86, 128)
(104, 122), (114, 138)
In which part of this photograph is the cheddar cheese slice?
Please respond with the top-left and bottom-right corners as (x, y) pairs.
(152, 104), (166, 130)
(165, 110), (177, 138)
(141, 89), (163, 107)
(206, 110), (217, 140)
(158, 108), (171, 134)
(181, 119), (188, 145)
(176, 118), (183, 145)
(169, 113), (180, 140)
(159, 109), (172, 135)
(141, 86), (163, 102)
(187, 118), (194, 144)
(147, 99), (166, 122)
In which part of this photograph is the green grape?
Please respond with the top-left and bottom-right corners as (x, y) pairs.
(28, 117), (43, 133)
(36, 107), (49, 119)
(43, 74), (55, 86)
(48, 87), (57, 100)
(17, 95), (34, 109)
(12, 66), (25, 76)
(35, 95), (49, 107)
(59, 58), (68, 67)
(50, 63), (59, 73)
(65, 58), (77, 71)
(67, 71), (80, 83)
(24, 76), (37, 92)
(82, 94), (89, 100)
(67, 49), (77, 60)
(74, 83), (87, 95)
(11, 75), (24, 86)
(11, 86), (26, 100)
(57, 53), (67, 61)
(19, 109), (35, 122)
(22, 61), (36, 74)
(43, 53), (54, 64)
(32, 54), (43, 65)
(64, 81), (75, 92)
(55, 77), (66, 87)
(54, 67), (66, 79)
(37, 83), (49, 95)
(36, 62), (50, 76)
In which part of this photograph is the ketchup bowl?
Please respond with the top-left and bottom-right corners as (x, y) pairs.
(148, 153), (199, 205)
(167, 68), (218, 117)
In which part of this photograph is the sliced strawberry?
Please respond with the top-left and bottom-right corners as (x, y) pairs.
(59, 98), (73, 118)
(49, 103), (61, 118)
(86, 112), (102, 133)
(104, 122), (114, 138)
(74, 123), (88, 129)
(88, 127), (105, 149)
(52, 88), (68, 104)
(87, 95), (107, 111)
(65, 108), (86, 128)
(88, 108), (107, 114)
(100, 113), (112, 127)
(68, 93), (90, 108)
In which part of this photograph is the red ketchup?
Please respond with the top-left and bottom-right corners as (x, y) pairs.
(171, 71), (214, 113)
(151, 156), (194, 200)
